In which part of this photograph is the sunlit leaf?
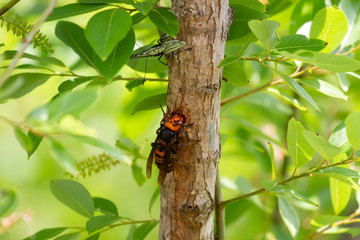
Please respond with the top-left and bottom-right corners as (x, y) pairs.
(311, 215), (347, 227)
(310, 6), (348, 53)
(298, 79), (348, 100)
(47, 3), (108, 21)
(278, 197), (300, 238)
(275, 35), (326, 53)
(268, 142), (276, 180)
(50, 179), (94, 218)
(330, 177), (351, 215)
(248, 20), (280, 51)
(222, 61), (248, 87)
(54, 232), (80, 240)
(267, 88), (308, 112)
(85, 8), (131, 59)
(132, 162), (146, 186)
(303, 130), (342, 160)
(261, 178), (287, 193)
(345, 112), (360, 151)
(86, 215), (122, 233)
(276, 50), (360, 72)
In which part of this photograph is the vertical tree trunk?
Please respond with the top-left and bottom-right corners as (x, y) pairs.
(159, 1), (233, 239)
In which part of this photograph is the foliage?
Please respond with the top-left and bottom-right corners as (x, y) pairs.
(1, 0), (360, 239)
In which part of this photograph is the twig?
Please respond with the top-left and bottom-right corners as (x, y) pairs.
(113, 77), (168, 82)
(214, 168), (225, 240)
(306, 207), (360, 240)
(221, 79), (284, 107)
(220, 157), (360, 207)
(0, 0), (20, 16)
(0, 0), (58, 88)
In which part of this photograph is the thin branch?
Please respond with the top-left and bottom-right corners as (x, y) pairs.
(214, 168), (225, 240)
(306, 207), (360, 240)
(0, 0), (20, 16)
(113, 77), (168, 82)
(220, 157), (360, 207)
(0, 0), (58, 87)
(341, 44), (360, 56)
(221, 79), (284, 107)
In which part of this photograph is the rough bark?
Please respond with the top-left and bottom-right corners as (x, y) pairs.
(159, 1), (233, 239)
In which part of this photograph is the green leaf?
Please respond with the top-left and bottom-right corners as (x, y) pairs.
(228, 4), (268, 41)
(50, 179), (94, 218)
(115, 137), (140, 156)
(222, 61), (249, 87)
(329, 122), (352, 154)
(248, 20), (280, 51)
(260, 178), (287, 193)
(287, 118), (315, 170)
(273, 69), (320, 111)
(337, 73), (350, 92)
(86, 215), (122, 233)
(125, 79), (144, 92)
(230, 0), (266, 12)
(58, 77), (97, 93)
(148, 186), (160, 215)
(85, 232), (100, 240)
(311, 215), (347, 227)
(132, 12), (147, 25)
(275, 50), (360, 72)
(13, 128), (33, 155)
(303, 130), (342, 160)
(345, 112), (360, 151)
(70, 135), (130, 164)
(340, 0), (360, 47)
(47, 4), (108, 21)
(49, 88), (97, 121)
(310, 6), (348, 53)
(2, 51), (66, 67)
(289, 0), (324, 34)
(217, 55), (242, 68)
(330, 177), (351, 215)
(93, 197), (118, 216)
(132, 221), (158, 240)
(126, 225), (136, 240)
(47, 139), (79, 176)
(54, 232), (80, 240)
(0, 189), (16, 217)
(267, 88), (308, 112)
(148, 8), (179, 37)
(132, 163), (146, 186)
(298, 79), (348, 100)
(275, 35), (326, 53)
(268, 142), (276, 180)
(85, 8), (132, 60)
(55, 21), (98, 68)
(288, 189), (319, 207)
(313, 166), (360, 178)
(23, 228), (67, 240)
(0, 73), (51, 102)
(94, 28), (135, 80)
(278, 197), (300, 238)
(133, 93), (167, 114)
(129, 0), (155, 14)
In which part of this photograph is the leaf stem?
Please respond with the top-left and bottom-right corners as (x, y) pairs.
(306, 207), (360, 240)
(220, 157), (360, 207)
(0, 0), (21, 16)
(214, 168), (225, 240)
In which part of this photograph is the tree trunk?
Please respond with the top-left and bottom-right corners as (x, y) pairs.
(159, 1), (233, 239)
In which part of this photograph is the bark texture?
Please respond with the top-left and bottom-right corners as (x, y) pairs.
(159, 1), (233, 239)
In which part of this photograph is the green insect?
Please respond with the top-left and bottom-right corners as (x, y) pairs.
(131, 34), (186, 63)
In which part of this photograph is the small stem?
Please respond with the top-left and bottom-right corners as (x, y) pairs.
(221, 79), (284, 107)
(0, 0), (58, 87)
(306, 207), (360, 240)
(0, 0), (20, 16)
(113, 77), (168, 82)
(220, 157), (360, 207)
(214, 168), (225, 240)
(341, 44), (360, 56)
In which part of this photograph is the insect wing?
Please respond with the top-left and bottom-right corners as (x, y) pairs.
(131, 44), (167, 58)
(162, 40), (186, 54)
(146, 140), (158, 179)
(157, 144), (172, 185)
